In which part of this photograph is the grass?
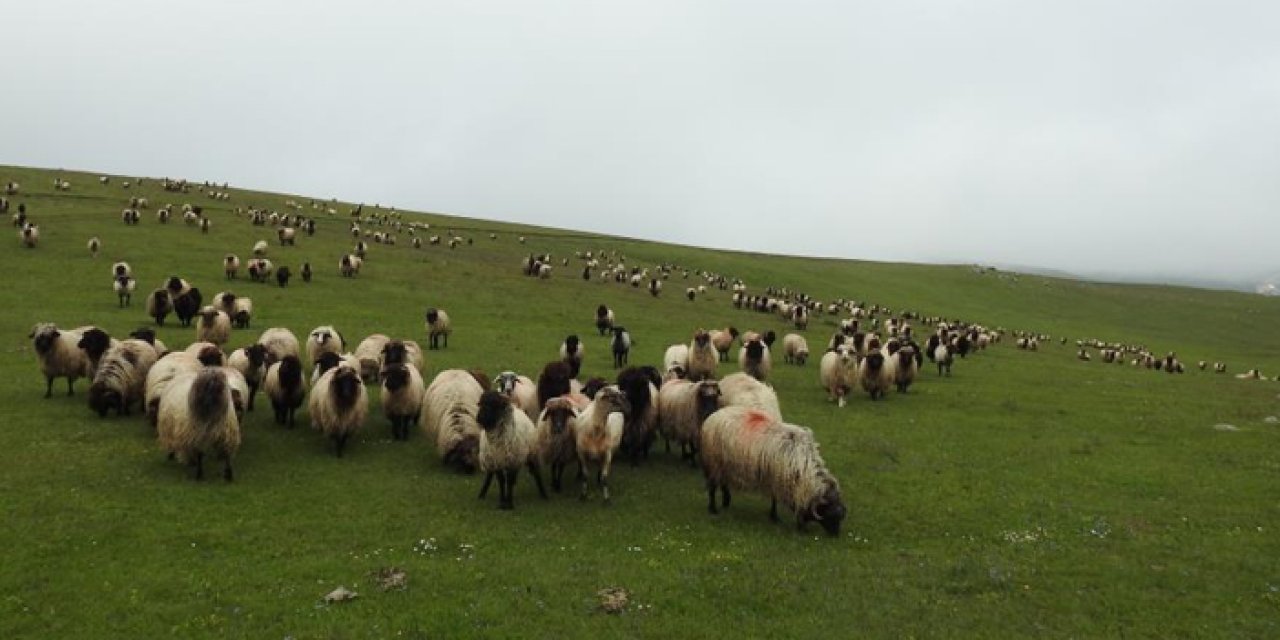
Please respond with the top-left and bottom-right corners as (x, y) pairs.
(2, 164), (1279, 638)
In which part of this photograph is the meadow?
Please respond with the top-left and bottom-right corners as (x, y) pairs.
(2, 164), (1279, 638)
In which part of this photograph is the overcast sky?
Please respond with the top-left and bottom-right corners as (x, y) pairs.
(6, 1), (1279, 283)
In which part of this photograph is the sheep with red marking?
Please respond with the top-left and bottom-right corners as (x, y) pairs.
(719, 372), (781, 420)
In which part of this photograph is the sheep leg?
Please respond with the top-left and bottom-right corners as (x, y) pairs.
(769, 499), (781, 523)
(192, 452), (205, 481)
(479, 471), (495, 499)
(601, 451), (613, 505)
(578, 456), (590, 500)
(504, 468), (519, 510)
(66, 378), (75, 397)
(334, 434), (348, 458)
(45, 376), (54, 399)
(222, 456), (234, 482)
(527, 460), (548, 499)
(706, 479), (719, 514)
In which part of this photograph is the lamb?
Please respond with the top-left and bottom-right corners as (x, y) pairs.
(887, 346), (919, 393)
(559, 335), (584, 378)
(216, 251), (241, 279)
(700, 407), (846, 535)
(226, 344), (268, 411)
(87, 339), (159, 417)
(718, 372), (782, 420)
(258, 327), (301, 361)
(663, 343), (690, 380)
(421, 369), (486, 472)
(144, 352), (203, 426)
(819, 345), (858, 407)
(173, 288), (203, 327)
(156, 368), (242, 481)
(354, 333), (392, 382)
(381, 362), (424, 440)
(595, 304), (615, 336)
(114, 275), (137, 307)
(657, 379), (722, 464)
(782, 333), (810, 365)
(610, 326), (631, 368)
(29, 323), (92, 397)
(709, 327), (739, 362)
(231, 297), (253, 329)
(252, 240), (269, 257)
(301, 262), (313, 283)
(308, 362), (367, 457)
(936, 344), (955, 376)
(339, 254), (362, 277)
(195, 306), (232, 346)
(493, 371), (539, 422)
(263, 355), (307, 427)
(574, 385), (631, 503)
(87, 237), (101, 258)
(687, 330), (718, 381)
(425, 308), (451, 349)
(616, 366), (659, 464)
(306, 325), (346, 364)
(476, 390), (547, 509)
(738, 335), (772, 382)
(535, 397), (579, 492)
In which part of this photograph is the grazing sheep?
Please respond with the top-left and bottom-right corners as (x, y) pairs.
(718, 372), (782, 420)
(422, 369), (486, 472)
(275, 266), (291, 287)
(535, 397), (579, 492)
(264, 355), (308, 427)
(738, 336), (772, 382)
(610, 326), (631, 368)
(710, 327), (739, 362)
(425, 308), (451, 350)
(223, 254), (241, 279)
(782, 333), (809, 365)
(226, 344), (269, 411)
(157, 368), (242, 481)
(559, 335), (584, 378)
(306, 325), (346, 364)
(657, 379), (722, 464)
(595, 305), (615, 336)
(935, 344), (955, 375)
(700, 407), (846, 535)
(87, 339), (159, 417)
(257, 327), (301, 362)
(301, 262), (313, 283)
(354, 334), (392, 382)
(616, 367), (659, 464)
(114, 275), (137, 307)
(575, 385), (631, 503)
(887, 347), (918, 393)
(87, 237), (101, 258)
(252, 240), (269, 257)
(381, 362), (424, 440)
(308, 362), (367, 457)
(476, 390), (547, 509)
(144, 352), (203, 426)
(819, 345), (858, 407)
(339, 254), (362, 277)
(29, 323), (92, 397)
(494, 371), (539, 423)
(195, 306), (232, 346)
(687, 330), (718, 381)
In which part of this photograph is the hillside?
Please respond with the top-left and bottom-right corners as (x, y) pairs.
(3, 164), (1279, 638)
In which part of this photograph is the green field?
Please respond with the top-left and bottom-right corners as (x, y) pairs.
(3, 164), (1278, 638)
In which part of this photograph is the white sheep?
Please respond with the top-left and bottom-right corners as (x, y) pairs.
(687, 330), (718, 381)
(258, 327), (301, 362)
(381, 362), (424, 440)
(231, 297), (253, 329)
(887, 347), (918, 393)
(339, 254), (362, 277)
(156, 368), (242, 481)
(493, 371), (539, 423)
(663, 343), (690, 380)
(936, 344), (955, 375)
(354, 333), (391, 382)
(819, 345), (857, 407)
(224, 254), (240, 279)
(87, 237), (101, 258)
(18, 224), (38, 248)
(144, 352), (203, 426)
(737, 335), (772, 382)
(718, 372), (782, 420)
(425, 308), (451, 350)
(113, 275), (137, 307)
(29, 323), (92, 397)
(657, 379), (722, 464)
(226, 344), (269, 412)
(87, 339), (159, 417)
(195, 306), (232, 346)
(535, 397), (579, 493)
(709, 327), (739, 362)
(306, 325), (346, 364)
(252, 240), (268, 257)
(782, 333), (809, 365)
(421, 369), (485, 472)
(476, 390), (547, 509)
(184, 341), (226, 367)
(263, 355), (308, 427)
(308, 361), (368, 457)
(574, 385), (630, 503)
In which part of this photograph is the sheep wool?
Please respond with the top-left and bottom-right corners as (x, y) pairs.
(782, 333), (810, 366)
(263, 355), (308, 428)
(476, 390), (546, 509)
(156, 368), (242, 481)
(687, 331), (718, 381)
(144, 352), (203, 426)
(258, 327), (301, 362)
(818, 346), (857, 408)
(663, 344), (690, 378)
(425, 308), (451, 349)
(535, 397), (579, 492)
(195, 306), (232, 346)
(574, 385), (630, 503)
(354, 333), (392, 383)
(87, 339), (159, 417)
(737, 337), (772, 382)
(709, 327), (739, 362)
(381, 363), (424, 440)
(494, 371), (539, 423)
(308, 363), (368, 457)
(226, 344), (268, 411)
(887, 347), (919, 393)
(656, 379), (722, 464)
(718, 372), (782, 420)
(29, 323), (92, 398)
(306, 325), (346, 364)
(422, 369), (485, 472)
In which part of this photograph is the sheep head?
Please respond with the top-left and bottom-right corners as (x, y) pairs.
(476, 390), (511, 431)
(693, 330), (711, 348)
(542, 398), (576, 435)
(30, 324), (59, 353)
(382, 364), (410, 392)
(88, 382), (122, 418)
(695, 381), (722, 423)
(77, 328), (113, 361)
(493, 372), (520, 396)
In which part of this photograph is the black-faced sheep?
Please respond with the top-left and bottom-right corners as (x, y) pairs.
(858, 352), (889, 400)
(277, 227), (296, 246)
(114, 275), (136, 307)
(301, 262), (313, 283)
(308, 362), (367, 457)
(687, 330), (718, 381)
(112, 261), (132, 280)
(87, 237), (100, 258)
(738, 335), (772, 382)
(381, 362), (424, 441)
(710, 327), (739, 363)
(380, 339), (425, 375)
(29, 323), (92, 397)
(535, 397), (579, 492)
(560, 335), (584, 379)
(595, 304), (614, 336)
(157, 368), (242, 481)
(195, 306), (232, 347)
(575, 385), (630, 503)
(87, 339), (159, 417)
(173, 288), (203, 328)
(819, 345), (857, 407)
(275, 266), (291, 287)
(226, 344), (268, 411)
(306, 325), (346, 364)
(476, 390), (547, 510)
(657, 379), (722, 465)
(231, 297), (253, 329)
(258, 327), (301, 362)
(887, 346), (918, 393)
(422, 369), (485, 472)
(263, 355), (307, 427)
(700, 407), (846, 535)
(610, 326), (631, 368)
(144, 289), (173, 326)
(76, 327), (119, 378)
(425, 308), (451, 349)
(536, 360), (576, 411)
(936, 344), (955, 375)
(339, 254), (362, 277)
(616, 366), (658, 465)
(782, 333), (809, 365)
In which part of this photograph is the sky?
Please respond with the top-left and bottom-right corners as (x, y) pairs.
(5, 1), (1279, 285)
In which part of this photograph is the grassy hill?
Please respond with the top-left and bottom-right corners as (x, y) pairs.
(3, 164), (1279, 638)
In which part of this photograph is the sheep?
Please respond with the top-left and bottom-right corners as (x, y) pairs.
(616, 366), (659, 464)
(231, 297), (253, 329)
(574, 385), (631, 503)
(250, 327), (298, 363)
(354, 333), (392, 382)
(200, 218), (211, 233)
(156, 368), (242, 481)
(263, 355), (307, 427)
(819, 345), (858, 407)
(184, 341), (226, 367)
(559, 335), (584, 378)
(195, 306), (232, 346)
(738, 335), (772, 382)
(223, 254), (240, 279)
(339, 254), (362, 277)
(422, 369), (485, 472)
(301, 262), (313, 283)
(87, 339), (159, 417)
(709, 327), (739, 362)
(887, 346), (919, 393)
(782, 333), (809, 365)
(700, 407), (846, 535)
(275, 266), (291, 287)
(127, 327), (167, 355)
(595, 304), (614, 336)
(663, 344), (690, 380)
(172, 288), (203, 327)
(687, 330), (718, 381)
(157, 208), (171, 224)
(380, 339), (425, 375)
(252, 240), (269, 257)
(936, 344), (955, 375)
(657, 379), (722, 464)
(308, 362), (367, 457)
(87, 237), (101, 258)
(306, 325), (346, 364)
(144, 352), (203, 426)
(381, 362), (424, 440)
(610, 326), (631, 368)
(113, 275), (137, 307)
(121, 208), (140, 224)
(165, 276), (192, 298)
(718, 372), (782, 420)
(476, 390), (547, 509)
(226, 344), (269, 411)
(536, 360), (578, 410)
(76, 327), (119, 378)
(535, 397), (579, 492)
(247, 258), (274, 283)
(14, 222), (37, 248)
(277, 227), (296, 246)
(425, 308), (451, 349)
(212, 291), (238, 317)
(494, 371), (539, 423)
(29, 323), (92, 397)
